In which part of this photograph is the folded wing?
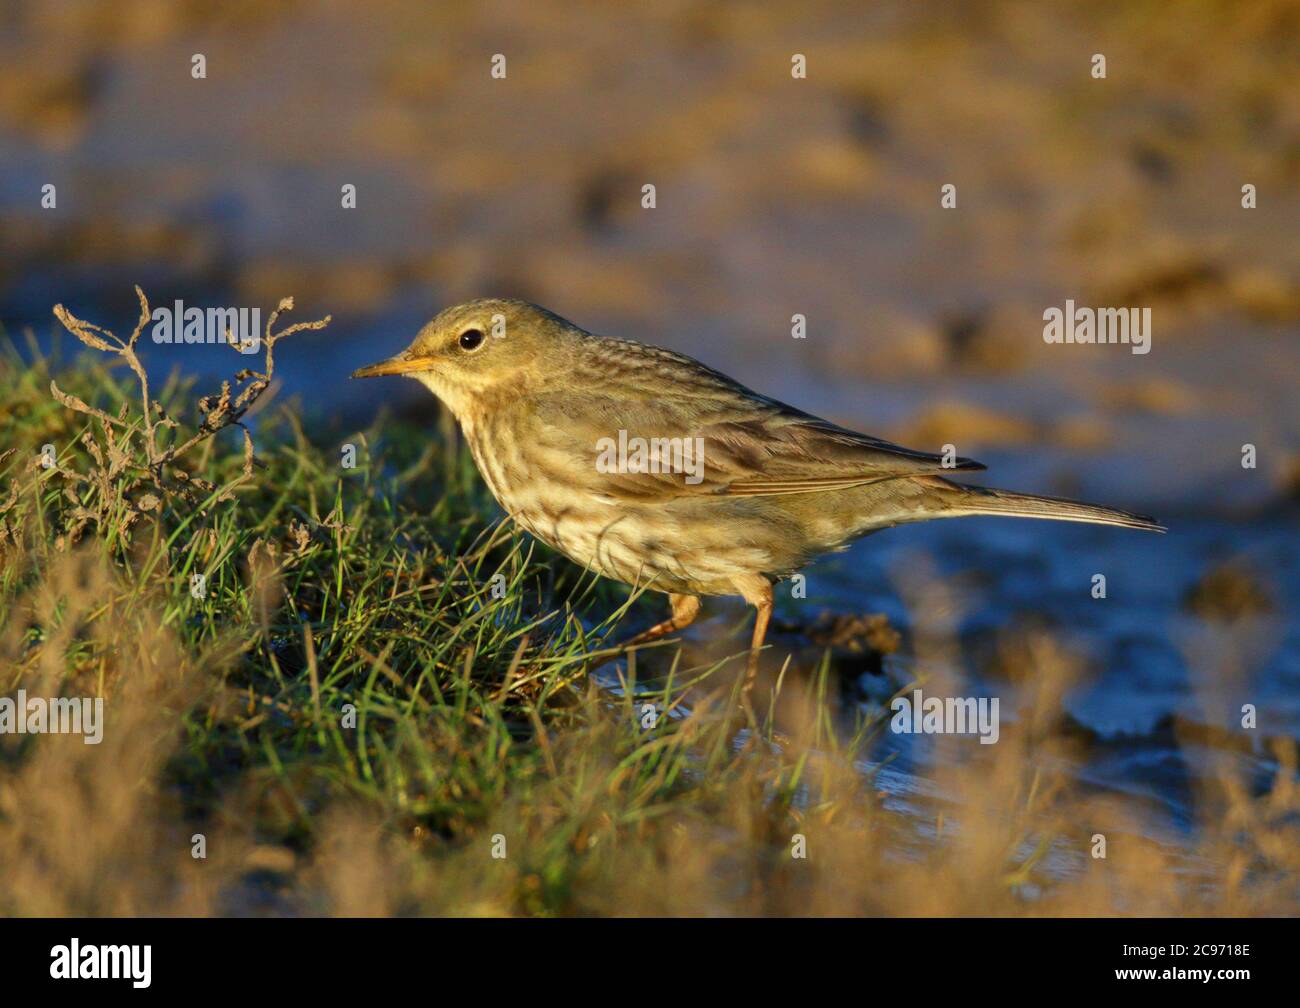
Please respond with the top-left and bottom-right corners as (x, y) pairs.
(528, 340), (984, 501)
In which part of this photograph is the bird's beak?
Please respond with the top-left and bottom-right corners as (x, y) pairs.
(350, 353), (433, 379)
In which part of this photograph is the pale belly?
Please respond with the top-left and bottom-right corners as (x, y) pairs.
(508, 491), (754, 597)
(460, 417), (807, 597)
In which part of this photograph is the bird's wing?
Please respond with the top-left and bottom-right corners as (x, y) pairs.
(526, 340), (984, 501)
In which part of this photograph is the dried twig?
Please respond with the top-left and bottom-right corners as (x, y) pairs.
(42, 288), (330, 544)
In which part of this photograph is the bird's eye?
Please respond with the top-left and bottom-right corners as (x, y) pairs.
(458, 328), (485, 352)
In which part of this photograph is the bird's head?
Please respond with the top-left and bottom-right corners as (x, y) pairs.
(351, 298), (576, 417)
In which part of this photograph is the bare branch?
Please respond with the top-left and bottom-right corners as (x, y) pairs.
(52, 304), (122, 352)
(50, 380), (132, 430)
(40, 287), (326, 542)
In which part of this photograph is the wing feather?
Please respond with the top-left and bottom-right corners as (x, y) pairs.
(519, 335), (985, 500)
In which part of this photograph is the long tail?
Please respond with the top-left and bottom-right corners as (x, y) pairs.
(925, 479), (1166, 532)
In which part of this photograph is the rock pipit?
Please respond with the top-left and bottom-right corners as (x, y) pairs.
(354, 298), (1163, 690)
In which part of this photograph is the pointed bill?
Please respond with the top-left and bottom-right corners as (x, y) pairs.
(351, 354), (434, 378)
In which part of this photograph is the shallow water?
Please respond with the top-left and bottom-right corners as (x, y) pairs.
(831, 513), (1296, 832)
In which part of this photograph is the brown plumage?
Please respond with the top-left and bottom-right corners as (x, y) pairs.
(353, 298), (1164, 688)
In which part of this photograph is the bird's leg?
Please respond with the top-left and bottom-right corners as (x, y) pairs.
(733, 575), (774, 693)
(620, 593), (701, 649)
(745, 593), (773, 690)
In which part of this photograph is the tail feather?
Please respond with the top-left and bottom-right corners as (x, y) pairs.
(943, 484), (1166, 532)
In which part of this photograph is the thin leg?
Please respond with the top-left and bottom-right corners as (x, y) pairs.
(732, 575), (774, 693)
(620, 593), (701, 648)
(745, 593), (773, 690)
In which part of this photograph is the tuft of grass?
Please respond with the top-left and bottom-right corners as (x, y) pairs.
(0, 292), (1296, 917)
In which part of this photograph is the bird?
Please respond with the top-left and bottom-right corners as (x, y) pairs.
(352, 298), (1163, 691)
